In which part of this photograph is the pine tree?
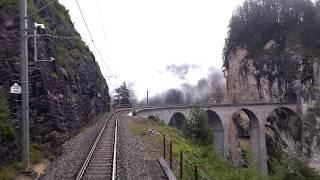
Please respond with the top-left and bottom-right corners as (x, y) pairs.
(223, 0), (320, 67)
(183, 107), (212, 145)
(113, 82), (131, 108)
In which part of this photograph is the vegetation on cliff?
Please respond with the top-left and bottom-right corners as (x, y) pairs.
(0, 98), (14, 140)
(223, 0), (320, 69)
(0, 0), (17, 8)
(0, 0), (110, 178)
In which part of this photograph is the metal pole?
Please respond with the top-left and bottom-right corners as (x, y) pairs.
(147, 90), (149, 107)
(20, 0), (29, 170)
(163, 134), (166, 159)
(180, 151), (183, 178)
(169, 141), (173, 169)
(118, 88), (120, 109)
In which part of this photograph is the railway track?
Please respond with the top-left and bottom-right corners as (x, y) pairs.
(76, 110), (125, 180)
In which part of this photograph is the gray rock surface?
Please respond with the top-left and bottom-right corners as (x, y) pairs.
(226, 39), (320, 167)
(0, 0), (111, 167)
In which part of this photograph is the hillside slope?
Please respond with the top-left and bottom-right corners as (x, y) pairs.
(0, 0), (110, 167)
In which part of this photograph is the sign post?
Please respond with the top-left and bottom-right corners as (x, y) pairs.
(10, 83), (22, 94)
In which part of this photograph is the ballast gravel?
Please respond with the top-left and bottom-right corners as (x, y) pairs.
(41, 113), (111, 180)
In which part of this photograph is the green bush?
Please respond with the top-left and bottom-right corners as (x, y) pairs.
(54, 2), (70, 22)
(50, 72), (58, 79)
(0, 0), (17, 8)
(70, 48), (81, 59)
(183, 107), (212, 145)
(56, 42), (69, 69)
(0, 97), (14, 140)
(27, 0), (37, 14)
(0, 123), (14, 140)
(30, 143), (44, 164)
(75, 37), (88, 50)
(269, 156), (320, 180)
(0, 162), (21, 180)
(0, 97), (9, 120)
(151, 116), (165, 125)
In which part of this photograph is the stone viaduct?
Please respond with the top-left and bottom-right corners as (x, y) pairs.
(136, 103), (298, 174)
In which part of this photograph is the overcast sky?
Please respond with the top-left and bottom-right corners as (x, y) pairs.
(58, 0), (245, 100)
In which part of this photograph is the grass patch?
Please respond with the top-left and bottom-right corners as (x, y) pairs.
(0, 0), (17, 8)
(30, 143), (44, 164)
(0, 162), (22, 180)
(0, 97), (15, 140)
(70, 48), (81, 59)
(75, 37), (88, 50)
(129, 118), (320, 180)
(129, 119), (266, 180)
(55, 41), (69, 70)
(0, 143), (44, 179)
(50, 72), (58, 79)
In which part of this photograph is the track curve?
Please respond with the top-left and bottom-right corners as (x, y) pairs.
(76, 110), (129, 180)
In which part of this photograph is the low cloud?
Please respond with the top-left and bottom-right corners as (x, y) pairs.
(138, 67), (226, 105)
(165, 64), (199, 80)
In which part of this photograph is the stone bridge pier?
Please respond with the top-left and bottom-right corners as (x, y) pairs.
(136, 103), (297, 174)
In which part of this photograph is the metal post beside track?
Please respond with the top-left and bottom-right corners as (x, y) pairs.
(163, 135), (166, 159)
(180, 151), (183, 178)
(169, 141), (173, 169)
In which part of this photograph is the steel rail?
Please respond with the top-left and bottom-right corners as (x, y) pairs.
(111, 116), (118, 180)
(76, 111), (119, 180)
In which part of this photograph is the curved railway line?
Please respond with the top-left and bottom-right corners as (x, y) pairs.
(76, 110), (126, 180)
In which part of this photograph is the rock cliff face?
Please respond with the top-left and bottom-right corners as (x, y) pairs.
(223, 0), (320, 170)
(0, 0), (110, 167)
(226, 41), (319, 104)
(225, 39), (320, 167)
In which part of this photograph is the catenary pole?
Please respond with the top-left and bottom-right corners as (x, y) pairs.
(147, 90), (149, 107)
(20, 0), (29, 170)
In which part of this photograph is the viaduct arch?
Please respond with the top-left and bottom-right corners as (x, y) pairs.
(136, 103), (298, 174)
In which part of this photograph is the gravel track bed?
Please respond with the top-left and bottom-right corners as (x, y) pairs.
(118, 114), (151, 180)
(41, 112), (111, 180)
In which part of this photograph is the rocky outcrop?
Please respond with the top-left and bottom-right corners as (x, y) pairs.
(225, 39), (320, 168)
(0, 0), (110, 167)
(228, 111), (250, 168)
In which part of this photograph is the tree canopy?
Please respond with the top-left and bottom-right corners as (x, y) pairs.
(223, 0), (320, 69)
(183, 107), (212, 145)
(113, 82), (132, 108)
